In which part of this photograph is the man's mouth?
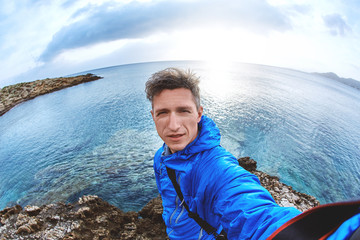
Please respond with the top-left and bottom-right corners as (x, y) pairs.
(167, 134), (184, 141)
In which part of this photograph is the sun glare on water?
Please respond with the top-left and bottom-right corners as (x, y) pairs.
(200, 61), (236, 99)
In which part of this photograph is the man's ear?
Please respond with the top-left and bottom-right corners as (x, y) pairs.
(151, 109), (154, 120)
(197, 106), (203, 123)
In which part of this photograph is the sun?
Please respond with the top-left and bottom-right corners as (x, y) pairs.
(167, 26), (264, 65)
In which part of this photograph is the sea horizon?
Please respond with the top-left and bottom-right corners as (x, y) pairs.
(1, 61), (359, 211)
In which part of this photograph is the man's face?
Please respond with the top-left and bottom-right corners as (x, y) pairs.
(151, 88), (203, 153)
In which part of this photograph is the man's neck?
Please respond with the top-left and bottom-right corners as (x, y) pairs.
(163, 145), (172, 156)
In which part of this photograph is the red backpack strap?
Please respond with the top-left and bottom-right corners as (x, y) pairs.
(267, 199), (360, 240)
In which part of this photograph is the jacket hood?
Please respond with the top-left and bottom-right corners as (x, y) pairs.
(161, 115), (221, 170)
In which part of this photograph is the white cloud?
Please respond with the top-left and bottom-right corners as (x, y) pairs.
(323, 13), (351, 36)
(0, 0), (360, 87)
(0, 0), (84, 82)
(38, 0), (292, 62)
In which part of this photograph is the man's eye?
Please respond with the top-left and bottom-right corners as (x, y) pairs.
(181, 109), (191, 113)
(156, 112), (166, 116)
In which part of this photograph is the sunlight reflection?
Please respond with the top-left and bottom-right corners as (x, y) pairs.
(201, 60), (235, 100)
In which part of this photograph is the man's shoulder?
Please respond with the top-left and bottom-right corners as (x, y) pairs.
(193, 146), (239, 173)
(199, 145), (236, 162)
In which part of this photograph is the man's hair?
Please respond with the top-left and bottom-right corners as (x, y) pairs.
(145, 68), (201, 109)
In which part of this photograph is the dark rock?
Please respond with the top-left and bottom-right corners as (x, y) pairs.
(24, 205), (41, 216)
(0, 205), (22, 224)
(0, 195), (168, 240)
(238, 156), (257, 172)
(139, 195), (163, 222)
(237, 157), (320, 212)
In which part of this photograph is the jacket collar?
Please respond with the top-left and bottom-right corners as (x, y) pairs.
(161, 115), (221, 169)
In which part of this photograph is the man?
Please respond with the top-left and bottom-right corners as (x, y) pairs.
(145, 68), (359, 239)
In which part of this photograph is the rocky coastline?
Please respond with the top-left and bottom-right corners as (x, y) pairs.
(237, 157), (319, 212)
(0, 74), (103, 117)
(0, 157), (319, 240)
(1, 77), (319, 239)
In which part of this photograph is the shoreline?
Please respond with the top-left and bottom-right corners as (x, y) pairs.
(237, 157), (319, 212)
(1, 76), (319, 238)
(0, 74), (103, 117)
(0, 157), (319, 239)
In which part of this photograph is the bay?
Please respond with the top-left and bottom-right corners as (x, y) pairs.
(0, 61), (359, 211)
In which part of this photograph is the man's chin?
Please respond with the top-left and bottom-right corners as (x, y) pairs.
(168, 144), (186, 154)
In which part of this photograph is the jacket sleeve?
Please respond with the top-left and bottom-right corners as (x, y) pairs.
(193, 149), (301, 240)
(326, 213), (360, 240)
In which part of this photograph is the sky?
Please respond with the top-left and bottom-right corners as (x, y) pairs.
(1, 0), (360, 87)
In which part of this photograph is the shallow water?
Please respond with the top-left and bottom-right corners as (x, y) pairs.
(1, 61), (359, 211)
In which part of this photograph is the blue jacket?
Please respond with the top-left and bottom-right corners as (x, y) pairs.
(154, 115), (301, 239)
(328, 213), (360, 239)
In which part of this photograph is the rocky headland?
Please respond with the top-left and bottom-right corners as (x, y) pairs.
(0, 74), (102, 117)
(0, 157), (319, 240)
(313, 72), (360, 91)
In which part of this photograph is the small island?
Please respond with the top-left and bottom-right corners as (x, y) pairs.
(0, 74), (103, 117)
(0, 157), (319, 239)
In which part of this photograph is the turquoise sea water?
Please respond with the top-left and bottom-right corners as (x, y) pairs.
(0, 61), (359, 211)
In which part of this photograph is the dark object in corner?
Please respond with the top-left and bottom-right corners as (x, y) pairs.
(267, 199), (360, 240)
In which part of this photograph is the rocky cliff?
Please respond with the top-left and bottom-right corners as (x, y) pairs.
(0, 74), (102, 117)
(237, 157), (319, 212)
(0, 157), (319, 240)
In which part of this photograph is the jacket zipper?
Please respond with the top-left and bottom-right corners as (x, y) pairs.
(198, 228), (203, 240)
(175, 205), (185, 223)
(169, 175), (181, 224)
(169, 195), (179, 224)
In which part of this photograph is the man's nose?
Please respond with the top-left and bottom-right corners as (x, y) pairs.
(168, 113), (180, 131)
